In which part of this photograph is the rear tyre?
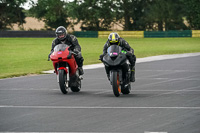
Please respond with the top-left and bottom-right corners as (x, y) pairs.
(71, 86), (81, 92)
(71, 80), (81, 92)
(59, 69), (68, 94)
(121, 83), (131, 94)
(111, 71), (120, 97)
(70, 73), (81, 92)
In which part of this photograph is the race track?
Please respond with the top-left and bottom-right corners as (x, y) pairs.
(0, 54), (200, 133)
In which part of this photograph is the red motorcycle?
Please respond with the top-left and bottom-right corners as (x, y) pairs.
(50, 44), (82, 94)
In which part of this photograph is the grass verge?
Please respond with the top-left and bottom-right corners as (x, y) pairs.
(0, 37), (200, 79)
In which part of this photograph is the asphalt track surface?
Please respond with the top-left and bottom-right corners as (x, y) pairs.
(0, 54), (200, 133)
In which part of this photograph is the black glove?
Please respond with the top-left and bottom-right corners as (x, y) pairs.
(48, 54), (50, 61)
(73, 49), (79, 54)
(126, 51), (132, 56)
(99, 54), (104, 61)
(48, 51), (53, 61)
(73, 49), (80, 57)
(73, 50), (82, 59)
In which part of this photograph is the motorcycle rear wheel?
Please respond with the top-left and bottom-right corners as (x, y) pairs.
(111, 71), (120, 97)
(70, 72), (81, 92)
(71, 86), (81, 92)
(121, 83), (131, 94)
(59, 69), (68, 94)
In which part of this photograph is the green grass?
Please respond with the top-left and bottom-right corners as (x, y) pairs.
(0, 37), (200, 79)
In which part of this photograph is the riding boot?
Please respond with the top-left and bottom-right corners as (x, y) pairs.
(78, 67), (84, 75)
(76, 55), (84, 75)
(130, 66), (135, 82)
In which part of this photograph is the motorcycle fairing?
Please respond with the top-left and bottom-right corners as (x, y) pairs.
(103, 53), (127, 66)
(50, 44), (78, 76)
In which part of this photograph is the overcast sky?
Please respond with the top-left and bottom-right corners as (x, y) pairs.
(21, 0), (37, 10)
(21, 0), (74, 10)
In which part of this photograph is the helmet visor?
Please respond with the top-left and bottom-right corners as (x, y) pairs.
(109, 33), (119, 43)
(58, 34), (65, 39)
(110, 40), (119, 43)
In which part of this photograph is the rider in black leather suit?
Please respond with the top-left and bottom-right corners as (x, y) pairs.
(100, 32), (136, 82)
(48, 26), (84, 75)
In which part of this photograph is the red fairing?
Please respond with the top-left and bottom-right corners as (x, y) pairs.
(50, 45), (78, 76)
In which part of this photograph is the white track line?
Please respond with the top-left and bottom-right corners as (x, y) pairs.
(145, 132), (167, 133)
(0, 105), (200, 109)
(0, 132), (117, 133)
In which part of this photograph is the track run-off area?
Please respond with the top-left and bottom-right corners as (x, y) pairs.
(0, 53), (200, 133)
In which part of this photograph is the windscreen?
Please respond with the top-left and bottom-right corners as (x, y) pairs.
(107, 45), (122, 57)
(54, 44), (69, 52)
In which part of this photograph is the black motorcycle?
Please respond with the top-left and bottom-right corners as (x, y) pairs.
(101, 45), (132, 97)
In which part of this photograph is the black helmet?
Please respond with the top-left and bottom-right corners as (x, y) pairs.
(108, 32), (120, 45)
(55, 26), (67, 41)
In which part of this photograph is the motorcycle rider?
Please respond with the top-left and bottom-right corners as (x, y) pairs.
(100, 32), (136, 82)
(48, 26), (84, 75)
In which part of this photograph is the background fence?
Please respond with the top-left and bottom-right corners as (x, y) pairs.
(0, 30), (200, 38)
(0, 31), (55, 37)
(144, 30), (192, 38)
(73, 31), (98, 38)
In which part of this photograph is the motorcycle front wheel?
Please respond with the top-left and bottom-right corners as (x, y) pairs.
(111, 71), (121, 97)
(58, 69), (69, 94)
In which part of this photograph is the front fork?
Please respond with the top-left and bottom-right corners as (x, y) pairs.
(57, 67), (69, 85)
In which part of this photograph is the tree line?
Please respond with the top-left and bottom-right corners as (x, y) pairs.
(1, 0), (200, 31)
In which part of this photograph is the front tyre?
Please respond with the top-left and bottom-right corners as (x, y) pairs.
(111, 71), (120, 97)
(59, 69), (68, 94)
